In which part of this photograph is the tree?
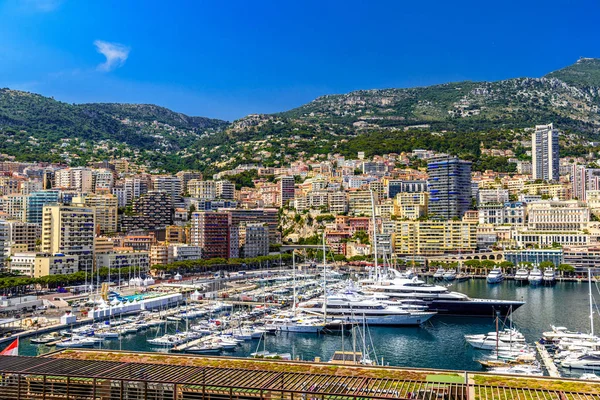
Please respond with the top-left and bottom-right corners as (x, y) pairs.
(481, 260), (496, 270)
(539, 260), (555, 269)
(498, 261), (514, 270)
(558, 263), (575, 276)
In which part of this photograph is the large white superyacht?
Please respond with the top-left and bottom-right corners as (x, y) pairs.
(360, 269), (524, 316)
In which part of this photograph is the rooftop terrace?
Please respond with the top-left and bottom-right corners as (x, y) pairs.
(0, 350), (598, 400)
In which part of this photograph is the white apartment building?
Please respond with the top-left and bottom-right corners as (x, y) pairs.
(532, 123), (560, 181)
(527, 200), (589, 231)
(215, 180), (235, 200)
(96, 250), (149, 272)
(123, 177), (149, 204)
(478, 202), (526, 226)
(4, 194), (27, 220)
(54, 167), (94, 192)
(93, 169), (114, 192)
(478, 188), (509, 205)
(152, 175), (182, 200)
(514, 231), (589, 248)
(172, 244), (202, 261)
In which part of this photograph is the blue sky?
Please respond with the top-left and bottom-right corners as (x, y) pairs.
(0, 0), (598, 121)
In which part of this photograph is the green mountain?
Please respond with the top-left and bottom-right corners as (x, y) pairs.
(545, 58), (600, 89)
(1, 58), (599, 173)
(279, 58), (600, 134)
(0, 88), (229, 166)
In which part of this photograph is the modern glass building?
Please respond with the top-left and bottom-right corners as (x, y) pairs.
(427, 156), (472, 220)
(25, 190), (60, 225)
(504, 249), (564, 266)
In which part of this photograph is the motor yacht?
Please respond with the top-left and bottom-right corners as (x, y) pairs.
(514, 268), (529, 283)
(561, 353), (600, 370)
(543, 268), (557, 284)
(486, 268), (504, 284)
(442, 269), (457, 281)
(433, 268), (445, 280)
(298, 293), (436, 326)
(361, 271), (524, 316)
(464, 329), (527, 350)
(528, 267), (543, 285)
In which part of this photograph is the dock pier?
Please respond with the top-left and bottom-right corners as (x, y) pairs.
(535, 342), (560, 377)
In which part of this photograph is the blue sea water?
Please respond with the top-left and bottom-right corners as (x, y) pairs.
(11, 279), (600, 376)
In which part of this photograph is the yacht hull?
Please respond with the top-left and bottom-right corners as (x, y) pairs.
(334, 312), (435, 326)
(427, 299), (524, 317)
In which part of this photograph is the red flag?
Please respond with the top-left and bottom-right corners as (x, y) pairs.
(0, 338), (18, 356)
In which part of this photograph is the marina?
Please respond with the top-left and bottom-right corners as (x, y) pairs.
(3, 271), (600, 380)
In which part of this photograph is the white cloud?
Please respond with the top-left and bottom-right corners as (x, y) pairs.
(94, 40), (130, 72)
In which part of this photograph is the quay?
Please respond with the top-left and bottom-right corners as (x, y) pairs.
(536, 342), (561, 378)
(1, 349), (599, 400)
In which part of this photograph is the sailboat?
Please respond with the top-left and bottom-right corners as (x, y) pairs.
(328, 313), (375, 365)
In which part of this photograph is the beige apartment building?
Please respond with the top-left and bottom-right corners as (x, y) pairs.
(41, 204), (95, 273)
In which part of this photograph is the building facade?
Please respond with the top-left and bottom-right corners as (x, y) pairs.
(532, 123), (560, 181)
(427, 156), (472, 219)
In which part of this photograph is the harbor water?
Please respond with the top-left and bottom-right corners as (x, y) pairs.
(12, 279), (600, 375)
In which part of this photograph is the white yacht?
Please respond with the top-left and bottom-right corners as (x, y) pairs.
(442, 269), (457, 281)
(465, 329), (526, 350)
(297, 293), (436, 326)
(528, 267), (543, 285)
(487, 365), (543, 376)
(486, 268), (504, 284)
(542, 326), (597, 343)
(361, 270), (524, 316)
(561, 354), (600, 370)
(543, 268), (557, 284)
(56, 336), (96, 348)
(514, 268), (529, 283)
(433, 268), (445, 279)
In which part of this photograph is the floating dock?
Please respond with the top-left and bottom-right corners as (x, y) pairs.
(536, 342), (561, 377)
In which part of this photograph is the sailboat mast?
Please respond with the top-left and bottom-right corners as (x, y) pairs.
(589, 268), (594, 337)
(292, 252), (296, 315)
(370, 190), (379, 281)
(322, 231), (327, 322)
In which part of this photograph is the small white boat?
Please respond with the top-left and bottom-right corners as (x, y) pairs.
(486, 268), (504, 284)
(185, 344), (222, 354)
(31, 333), (59, 344)
(56, 337), (96, 348)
